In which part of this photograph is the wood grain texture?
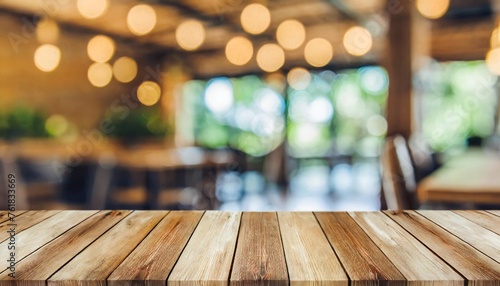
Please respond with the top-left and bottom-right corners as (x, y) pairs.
(108, 211), (203, 286)
(0, 211), (97, 273)
(454, 210), (500, 235)
(48, 211), (168, 286)
(487, 210), (500, 217)
(315, 212), (405, 286)
(168, 211), (241, 286)
(0, 211), (26, 224)
(0, 211), (130, 286)
(0, 210), (60, 242)
(386, 211), (500, 285)
(278, 212), (348, 286)
(230, 212), (288, 286)
(350, 212), (463, 286)
(418, 211), (500, 264)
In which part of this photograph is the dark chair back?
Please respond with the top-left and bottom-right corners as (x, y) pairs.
(381, 135), (418, 210)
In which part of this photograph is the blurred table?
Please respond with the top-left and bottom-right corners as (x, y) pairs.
(417, 149), (500, 205)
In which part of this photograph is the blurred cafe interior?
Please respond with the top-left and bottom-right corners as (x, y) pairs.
(1, 0), (500, 211)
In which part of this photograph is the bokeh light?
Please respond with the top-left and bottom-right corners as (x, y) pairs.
(77, 0), (109, 19)
(256, 44), (285, 72)
(34, 44), (61, 72)
(308, 97), (334, 123)
(45, 114), (69, 137)
(127, 4), (157, 36)
(287, 67), (311, 90)
(137, 81), (162, 106)
(276, 20), (306, 50)
(88, 62), (113, 87)
(359, 66), (388, 94)
(304, 38), (333, 67)
(366, 115), (387, 136)
(113, 57), (138, 83)
(240, 4), (271, 35)
(176, 20), (206, 51)
(87, 35), (115, 63)
(343, 26), (373, 56)
(416, 0), (450, 19)
(486, 48), (500, 75)
(204, 78), (234, 113)
(36, 18), (60, 44)
(225, 36), (253, 66)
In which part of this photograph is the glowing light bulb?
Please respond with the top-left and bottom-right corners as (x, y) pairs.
(113, 57), (138, 83)
(77, 0), (109, 19)
(137, 81), (161, 106)
(127, 5), (157, 36)
(416, 0), (450, 19)
(240, 4), (271, 35)
(225, 36), (253, 66)
(276, 20), (306, 50)
(87, 35), (115, 63)
(256, 43), (285, 72)
(34, 44), (61, 72)
(343, 26), (373, 56)
(88, 62), (113, 87)
(176, 20), (206, 51)
(304, 38), (333, 67)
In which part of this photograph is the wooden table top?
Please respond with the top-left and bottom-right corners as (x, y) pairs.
(0, 210), (499, 285)
(418, 150), (500, 205)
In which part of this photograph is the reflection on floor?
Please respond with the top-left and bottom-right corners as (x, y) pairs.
(218, 160), (381, 211)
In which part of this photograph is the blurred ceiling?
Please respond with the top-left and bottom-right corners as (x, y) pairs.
(0, 0), (496, 76)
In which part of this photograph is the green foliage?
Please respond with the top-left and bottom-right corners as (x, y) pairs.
(419, 61), (497, 151)
(0, 106), (49, 139)
(104, 107), (168, 140)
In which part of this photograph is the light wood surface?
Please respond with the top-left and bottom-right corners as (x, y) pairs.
(0, 211), (59, 242)
(168, 211), (241, 286)
(315, 212), (405, 286)
(0, 211), (499, 286)
(418, 210), (500, 264)
(454, 210), (500, 235)
(108, 211), (203, 286)
(0, 211), (130, 286)
(0, 211), (97, 272)
(417, 150), (500, 205)
(386, 211), (500, 283)
(349, 212), (463, 286)
(230, 212), (288, 286)
(278, 212), (348, 286)
(48, 211), (167, 286)
(0, 211), (26, 224)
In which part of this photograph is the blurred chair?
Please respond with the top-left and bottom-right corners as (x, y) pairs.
(381, 135), (419, 210)
(0, 146), (29, 210)
(0, 146), (80, 210)
(408, 133), (437, 182)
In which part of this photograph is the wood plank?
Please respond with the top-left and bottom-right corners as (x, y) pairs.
(418, 211), (500, 264)
(278, 212), (347, 286)
(48, 211), (168, 286)
(487, 210), (500, 217)
(0, 210), (60, 242)
(315, 212), (405, 286)
(0, 211), (97, 272)
(386, 211), (500, 284)
(0, 211), (131, 286)
(230, 212), (288, 286)
(454, 211), (500, 235)
(108, 211), (203, 286)
(349, 212), (463, 286)
(0, 211), (26, 224)
(168, 211), (241, 286)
